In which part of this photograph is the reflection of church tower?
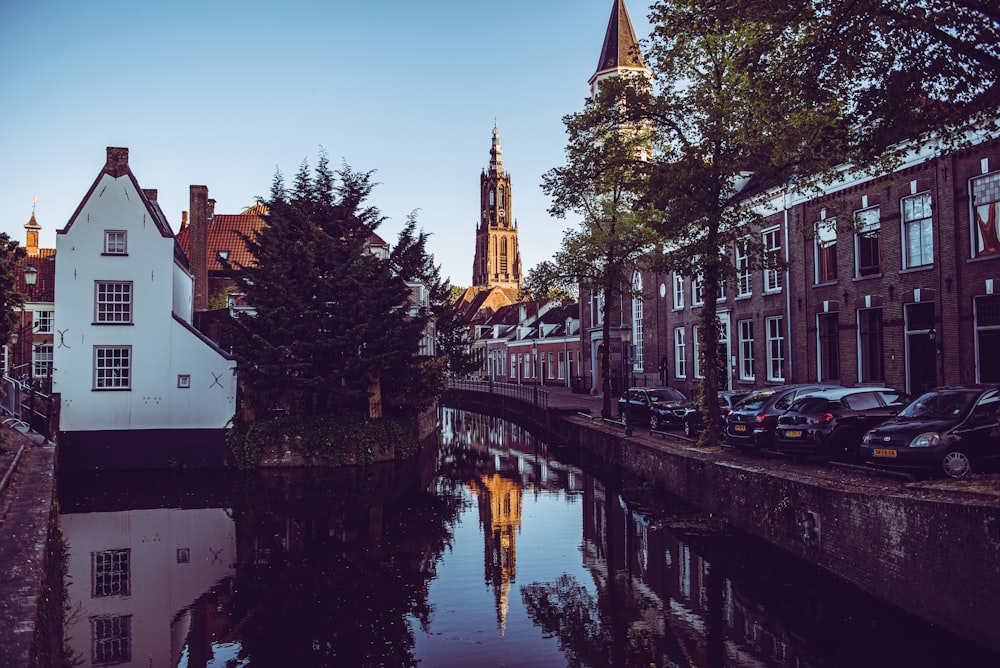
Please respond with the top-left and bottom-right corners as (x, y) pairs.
(470, 473), (523, 636)
(472, 125), (522, 290)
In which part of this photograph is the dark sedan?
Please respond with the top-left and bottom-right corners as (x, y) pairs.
(681, 391), (749, 437)
(860, 385), (1000, 478)
(725, 384), (842, 451)
(618, 387), (692, 430)
(773, 387), (908, 461)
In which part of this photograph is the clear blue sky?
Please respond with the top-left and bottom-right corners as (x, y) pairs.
(0, 0), (651, 288)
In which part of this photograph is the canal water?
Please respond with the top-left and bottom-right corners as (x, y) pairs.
(57, 408), (999, 667)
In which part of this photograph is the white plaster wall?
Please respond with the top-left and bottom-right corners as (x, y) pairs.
(61, 507), (236, 668)
(172, 262), (194, 323)
(55, 172), (237, 431)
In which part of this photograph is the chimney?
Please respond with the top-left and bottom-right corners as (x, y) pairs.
(190, 185), (210, 311)
(143, 189), (157, 201)
(105, 147), (129, 178)
(208, 198), (216, 219)
(179, 211), (189, 231)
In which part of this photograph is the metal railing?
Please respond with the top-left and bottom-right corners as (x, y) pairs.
(447, 377), (549, 409)
(1, 376), (53, 439)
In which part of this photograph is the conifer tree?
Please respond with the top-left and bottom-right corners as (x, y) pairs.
(0, 232), (26, 343)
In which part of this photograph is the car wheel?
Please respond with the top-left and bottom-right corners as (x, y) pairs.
(942, 450), (973, 478)
(683, 418), (693, 437)
(650, 414), (661, 430)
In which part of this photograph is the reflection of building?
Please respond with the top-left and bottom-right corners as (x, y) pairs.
(61, 506), (236, 667)
(467, 474), (523, 636)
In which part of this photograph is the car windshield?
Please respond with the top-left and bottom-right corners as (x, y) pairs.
(898, 390), (979, 420)
(650, 389), (686, 402)
(735, 390), (776, 410)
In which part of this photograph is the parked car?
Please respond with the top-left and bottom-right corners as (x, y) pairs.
(618, 387), (693, 430)
(860, 385), (1000, 478)
(681, 391), (750, 437)
(773, 387), (908, 461)
(725, 384), (842, 451)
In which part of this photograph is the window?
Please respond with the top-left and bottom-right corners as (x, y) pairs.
(817, 313), (840, 381)
(103, 230), (127, 255)
(975, 295), (1000, 383)
(523, 352), (531, 379)
(738, 319), (754, 380)
(92, 615), (131, 666)
(814, 218), (838, 283)
(34, 310), (53, 334)
(217, 250), (230, 261)
(94, 346), (132, 390)
(972, 171), (1000, 257)
(766, 316), (785, 381)
(858, 308), (885, 382)
(510, 354), (516, 379)
(693, 325), (703, 378)
(558, 351), (566, 379)
(32, 344), (52, 379)
(548, 352), (555, 379)
(674, 328), (687, 378)
(736, 237), (751, 297)
(854, 207), (880, 276)
(591, 290), (605, 327)
(92, 549), (130, 597)
(632, 272), (644, 372)
(177, 374), (191, 388)
(692, 275), (705, 306)
(762, 227), (783, 292)
(95, 282), (133, 324)
(902, 192), (933, 268)
(673, 274), (685, 309)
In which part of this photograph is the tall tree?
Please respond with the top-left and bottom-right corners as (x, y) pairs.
(543, 86), (659, 418)
(631, 2), (856, 444)
(228, 156), (426, 420)
(0, 232), (26, 344)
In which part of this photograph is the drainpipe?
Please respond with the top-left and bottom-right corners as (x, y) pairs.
(784, 186), (794, 381)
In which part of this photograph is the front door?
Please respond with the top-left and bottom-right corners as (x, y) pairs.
(905, 302), (937, 395)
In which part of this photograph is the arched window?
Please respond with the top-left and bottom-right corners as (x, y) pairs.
(632, 272), (644, 372)
(500, 237), (508, 273)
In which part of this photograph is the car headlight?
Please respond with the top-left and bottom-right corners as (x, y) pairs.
(862, 431), (873, 444)
(910, 432), (940, 448)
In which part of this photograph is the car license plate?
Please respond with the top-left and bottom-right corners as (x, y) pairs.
(872, 448), (897, 458)
(734, 424), (747, 432)
(785, 430), (803, 438)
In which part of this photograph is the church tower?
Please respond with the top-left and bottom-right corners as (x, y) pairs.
(588, 0), (650, 97)
(472, 125), (522, 290)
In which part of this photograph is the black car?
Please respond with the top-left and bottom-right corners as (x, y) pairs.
(725, 384), (842, 451)
(860, 385), (1000, 478)
(773, 387), (908, 460)
(681, 391), (749, 437)
(618, 387), (692, 430)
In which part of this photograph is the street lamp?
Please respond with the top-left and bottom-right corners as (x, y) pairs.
(17, 266), (38, 377)
(619, 322), (632, 393)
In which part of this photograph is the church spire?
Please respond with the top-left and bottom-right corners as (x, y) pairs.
(589, 0), (649, 96)
(489, 122), (504, 176)
(472, 125), (522, 290)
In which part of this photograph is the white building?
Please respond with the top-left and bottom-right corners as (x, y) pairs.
(54, 147), (237, 469)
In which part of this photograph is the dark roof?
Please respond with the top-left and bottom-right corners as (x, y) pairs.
(593, 0), (646, 79)
(176, 209), (268, 272)
(14, 255), (55, 303)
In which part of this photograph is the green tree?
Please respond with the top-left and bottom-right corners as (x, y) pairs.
(0, 232), (26, 344)
(542, 90), (659, 418)
(629, 2), (857, 444)
(228, 154), (428, 420)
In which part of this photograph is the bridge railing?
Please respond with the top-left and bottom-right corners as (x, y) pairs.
(1, 376), (53, 438)
(446, 377), (549, 410)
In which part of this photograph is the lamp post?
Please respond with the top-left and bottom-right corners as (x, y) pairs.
(18, 266), (38, 377)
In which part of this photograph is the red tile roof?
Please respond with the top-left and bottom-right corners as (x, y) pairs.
(177, 209), (268, 271)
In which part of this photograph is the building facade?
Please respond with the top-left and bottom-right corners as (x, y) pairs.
(472, 124), (522, 291)
(53, 147), (237, 470)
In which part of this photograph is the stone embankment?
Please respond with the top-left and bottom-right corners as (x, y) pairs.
(0, 424), (59, 667)
(445, 384), (1000, 653)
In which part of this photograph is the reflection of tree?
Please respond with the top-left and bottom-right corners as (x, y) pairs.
(521, 574), (604, 668)
(222, 466), (465, 667)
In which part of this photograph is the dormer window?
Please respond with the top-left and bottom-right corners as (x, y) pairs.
(217, 250), (230, 261)
(104, 230), (127, 255)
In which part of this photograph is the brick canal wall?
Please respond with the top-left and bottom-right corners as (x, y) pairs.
(559, 413), (1000, 653)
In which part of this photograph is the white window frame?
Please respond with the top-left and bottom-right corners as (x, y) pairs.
(32, 343), (52, 379)
(34, 309), (54, 334)
(854, 206), (881, 277)
(857, 308), (885, 383)
(693, 325), (703, 379)
(902, 192), (933, 268)
(674, 327), (687, 378)
(766, 316), (785, 381)
(971, 171), (1000, 258)
(762, 227), (783, 293)
(814, 218), (838, 284)
(738, 319), (754, 380)
(632, 272), (644, 372)
(974, 295), (1000, 383)
(94, 345), (132, 390)
(692, 275), (705, 307)
(736, 237), (751, 297)
(95, 281), (133, 324)
(103, 229), (127, 255)
(673, 274), (685, 309)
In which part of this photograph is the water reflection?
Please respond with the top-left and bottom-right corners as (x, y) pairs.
(58, 409), (999, 667)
